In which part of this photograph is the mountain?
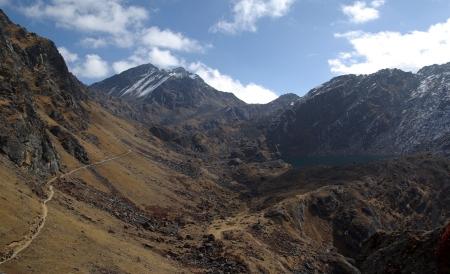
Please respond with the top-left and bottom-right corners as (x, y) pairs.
(0, 9), (449, 274)
(90, 60), (450, 273)
(90, 64), (299, 163)
(91, 65), (244, 113)
(90, 63), (172, 99)
(90, 64), (300, 123)
(268, 66), (450, 159)
(0, 10), (252, 273)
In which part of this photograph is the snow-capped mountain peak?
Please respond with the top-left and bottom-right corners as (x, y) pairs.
(167, 67), (198, 80)
(91, 64), (201, 99)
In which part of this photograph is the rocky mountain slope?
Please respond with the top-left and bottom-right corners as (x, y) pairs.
(90, 64), (300, 124)
(0, 9), (449, 274)
(90, 65), (300, 167)
(0, 9), (88, 176)
(215, 154), (450, 273)
(357, 222), (450, 274)
(90, 65), (245, 123)
(91, 63), (174, 99)
(268, 67), (450, 158)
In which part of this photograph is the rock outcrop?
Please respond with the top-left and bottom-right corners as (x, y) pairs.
(0, 9), (89, 175)
(358, 222), (450, 274)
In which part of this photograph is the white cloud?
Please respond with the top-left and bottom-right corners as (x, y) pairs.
(23, 0), (148, 34)
(73, 54), (110, 79)
(22, 0), (148, 47)
(141, 27), (203, 52)
(58, 47), (110, 79)
(148, 48), (182, 69)
(371, 0), (385, 8)
(21, 0), (209, 53)
(341, 1), (385, 24)
(25, 0), (277, 97)
(58, 47), (78, 63)
(0, 0), (9, 7)
(112, 60), (137, 75)
(212, 0), (295, 34)
(112, 47), (183, 73)
(80, 37), (108, 48)
(189, 62), (278, 104)
(329, 18), (450, 74)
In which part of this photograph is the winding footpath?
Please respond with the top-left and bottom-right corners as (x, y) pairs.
(0, 150), (132, 266)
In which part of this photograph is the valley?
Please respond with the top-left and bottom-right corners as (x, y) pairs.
(0, 8), (449, 274)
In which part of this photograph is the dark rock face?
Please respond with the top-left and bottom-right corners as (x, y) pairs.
(228, 158), (243, 166)
(49, 126), (89, 164)
(437, 223), (450, 274)
(357, 222), (450, 274)
(0, 112), (59, 175)
(149, 126), (178, 142)
(0, 9), (89, 175)
(268, 66), (450, 158)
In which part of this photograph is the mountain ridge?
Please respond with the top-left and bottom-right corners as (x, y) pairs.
(0, 9), (449, 274)
(90, 64), (245, 106)
(268, 63), (450, 159)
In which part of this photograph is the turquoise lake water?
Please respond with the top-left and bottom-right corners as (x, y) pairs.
(285, 155), (390, 168)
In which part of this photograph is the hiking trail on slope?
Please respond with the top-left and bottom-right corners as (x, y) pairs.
(0, 150), (132, 265)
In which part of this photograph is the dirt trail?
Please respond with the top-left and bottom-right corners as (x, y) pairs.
(0, 150), (132, 265)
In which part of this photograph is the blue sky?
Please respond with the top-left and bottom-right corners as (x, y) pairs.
(1, 0), (450, 103)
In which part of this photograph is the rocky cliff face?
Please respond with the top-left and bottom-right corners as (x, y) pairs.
(357, 222), (450, 274)
(0, 10), (89, 175)
(268, 66), (450, 158)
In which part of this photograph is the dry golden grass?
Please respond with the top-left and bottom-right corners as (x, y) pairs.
(0, 101), (201, 273)
(0, 158), (41, 251)
(0, 95), (248, 273)
(0, 189), (183, 274)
